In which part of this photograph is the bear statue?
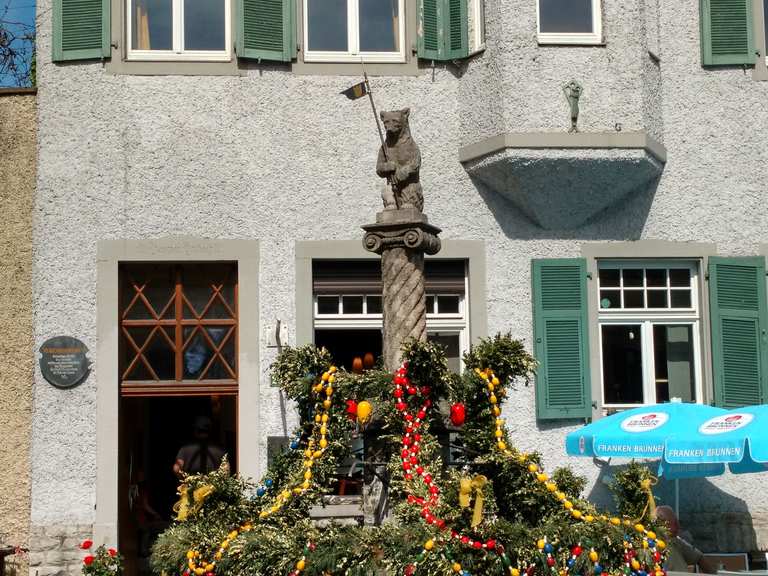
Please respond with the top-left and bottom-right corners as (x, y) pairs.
(376, 108), (423, 212)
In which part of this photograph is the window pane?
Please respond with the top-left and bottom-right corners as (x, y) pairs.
(670, 290), (692, 309)
(599, 268), (619, 287)
(307, 0), (348, 51)
(428, 333), (461, 373)
(317, 296), (339, 314)
(624, 290), (644, 308)
(359, 0), (399, 52)
(654, 325), (695, 403)
(436, 295), (460, 314)
(122, 326), (175, 380)
(342, 295), (364, 314)
(367, 295), (382, 314)
(426, 295), (435, 313)
(622, 268), (643, 287)
(646, 268), (667, 287)
(669, 268), (691, 287)
(647, 289), (668, 308)
(539, 0), (593, 33)
(600, 290), (620, 309)
(183, 327), (234, 379)
(185, 0), (225, 50)
(602, 325), (644, 404)
(132, 0), (172, 50)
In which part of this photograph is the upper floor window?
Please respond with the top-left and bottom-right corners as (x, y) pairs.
(303, 0), (406, 63)
(127, 0), (231, 60)
(53, 0), (478, 66)
(597, 261), (702, 408)
(537, 0), (602, 45)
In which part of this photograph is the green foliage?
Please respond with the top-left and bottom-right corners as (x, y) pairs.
(462, 333), (537, 389)
(609, 461), (658, 521)
(271, 345), (334, 400)
(152, 334), (666, 576)
(552, 467), (587, 499)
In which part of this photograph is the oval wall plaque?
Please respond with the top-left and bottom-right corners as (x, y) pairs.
(39, 336), (90, 389)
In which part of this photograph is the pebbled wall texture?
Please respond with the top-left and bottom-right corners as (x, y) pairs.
(0, 89), (35, 576)
(30, 0), (768, 570)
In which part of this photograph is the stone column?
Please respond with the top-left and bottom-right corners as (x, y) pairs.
(362, 207), (441, 371)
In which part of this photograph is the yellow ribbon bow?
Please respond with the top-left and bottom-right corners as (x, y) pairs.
(173, 483), (215, 521)
(640, 476), (657, 520)
(459, 475), (488, 527)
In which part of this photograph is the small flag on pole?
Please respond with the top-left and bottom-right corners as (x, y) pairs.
(341, 81), (368, 100)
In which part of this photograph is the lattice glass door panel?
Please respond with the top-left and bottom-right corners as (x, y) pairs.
(119, 262), (238, 390)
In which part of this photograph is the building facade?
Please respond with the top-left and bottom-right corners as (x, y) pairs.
(31, 0), (768, 572)
(0, 87), (36, 576)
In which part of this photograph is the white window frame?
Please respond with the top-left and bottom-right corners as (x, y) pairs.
(763, 0), (768, 66)
(313, 279), (470, 370)
(126, 0), (232, 61)
(302, 0), (406, 63)
(471, 0), (486, 52)
(536, 0), (602, 45)
(597, 260), (704, 409)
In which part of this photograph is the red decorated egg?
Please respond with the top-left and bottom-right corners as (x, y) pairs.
(450, 403), (466, 426)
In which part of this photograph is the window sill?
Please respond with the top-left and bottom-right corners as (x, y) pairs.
(292, 53), (420, 76)
(125, 53), (232, 63)
(106, 50), (243, 76)
(754, 60), (768, 81)
(303, 53), (406, 64)
(537, 33), (604, 46)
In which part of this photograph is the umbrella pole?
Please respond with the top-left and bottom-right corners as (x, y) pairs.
(674, 479), (679, 516)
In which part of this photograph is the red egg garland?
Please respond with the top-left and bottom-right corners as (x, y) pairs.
(392, 364), (516, 576)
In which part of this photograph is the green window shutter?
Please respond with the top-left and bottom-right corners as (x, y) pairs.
(532, 259), (592, 420)
(52, 0), (110, 62)
(418, 0), (468, 61)
(700, 0), (754, 65)
(238, 0), (296, 62)
(709, 256), (768, 407)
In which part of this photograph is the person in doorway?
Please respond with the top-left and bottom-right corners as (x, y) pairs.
(654, 505), (718, 574)
(173, 416), (227, 477)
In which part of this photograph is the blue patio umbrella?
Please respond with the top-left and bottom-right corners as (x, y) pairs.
(663, 404), (768, 477)
(565, 403), (768, 512)
(565, 402), (728, 461)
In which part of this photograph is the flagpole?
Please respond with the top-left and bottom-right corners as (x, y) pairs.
(361, 60), (395, 200)
(361, 61), (389, 162)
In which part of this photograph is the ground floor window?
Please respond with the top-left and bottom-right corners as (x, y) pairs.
(312, 259), (468, 372)
(119, 261), (238, 395)
(597, 261), (702, 407)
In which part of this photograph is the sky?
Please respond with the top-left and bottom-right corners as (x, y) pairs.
(0, 0), (36, 87)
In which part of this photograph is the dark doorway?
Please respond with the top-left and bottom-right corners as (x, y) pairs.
(118, 395), (237, 576)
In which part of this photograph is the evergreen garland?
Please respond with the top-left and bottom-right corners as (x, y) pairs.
(151, 334), (669, 576)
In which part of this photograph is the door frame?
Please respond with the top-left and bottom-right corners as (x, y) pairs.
(95, 238), (260, 545)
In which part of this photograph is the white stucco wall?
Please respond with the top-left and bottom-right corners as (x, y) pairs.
(31, 0), (768, 567)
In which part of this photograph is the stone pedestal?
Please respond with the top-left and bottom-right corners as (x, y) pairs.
(362, 208), (441, 371)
